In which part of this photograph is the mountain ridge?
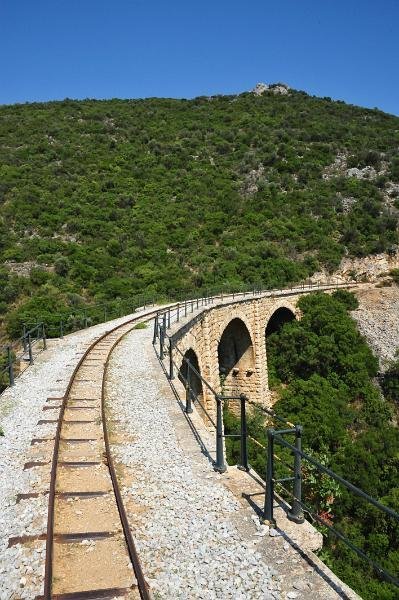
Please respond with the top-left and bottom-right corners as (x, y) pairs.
(0, 89), (398, 337)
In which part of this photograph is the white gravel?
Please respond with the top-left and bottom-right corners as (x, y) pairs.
(106, 326), (282, 600)
(0, 308), (157, 600)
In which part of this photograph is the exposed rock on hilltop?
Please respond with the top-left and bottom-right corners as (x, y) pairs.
(252, 82), (269, 96)
(252, 82), (290, 95)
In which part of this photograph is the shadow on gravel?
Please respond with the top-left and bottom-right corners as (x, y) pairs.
(154, 347), (216, 468)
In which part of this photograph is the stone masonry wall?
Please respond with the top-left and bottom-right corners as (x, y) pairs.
(170, 294), (301, 421)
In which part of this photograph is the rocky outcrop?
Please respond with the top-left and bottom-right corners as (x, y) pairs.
(4, 261), (54, 277)
(240, 164), (265, 196)
(311, 251), (399, 284)
(252, 82), (290, 96)
(351, 285), (399, 370)
(252, 83), (269, 96)
(346, 166), (378, 180)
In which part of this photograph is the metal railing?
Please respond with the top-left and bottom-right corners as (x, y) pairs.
(16, 292), (158, 341)
(153, 300), (399, 591)
(9, 276), (356, 344)
(266, 427), (399, 587)
(1, 323), (47, 390)
(2, 277), (355, 399)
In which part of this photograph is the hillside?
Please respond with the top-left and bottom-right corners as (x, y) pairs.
(1, 85), (399, 337)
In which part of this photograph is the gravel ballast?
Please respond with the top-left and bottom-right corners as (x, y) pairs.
(0, 309), (157, 600)
(106, 326), (282, 600)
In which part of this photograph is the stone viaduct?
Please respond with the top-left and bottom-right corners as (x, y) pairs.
(168, 285), (354, 416)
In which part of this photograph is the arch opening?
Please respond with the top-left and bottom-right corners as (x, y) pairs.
(265, 307), (296, 338)
(265, 307), (296, 390)
(179, 349), (203, 402)
(218, 318), (255, 396)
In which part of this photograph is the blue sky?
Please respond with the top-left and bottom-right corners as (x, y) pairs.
(1, 0), (398, 115)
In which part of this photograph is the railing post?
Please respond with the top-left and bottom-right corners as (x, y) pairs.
(184, 301), (187, 317)
(263, 429), (275, 523)
(167, 307), (171, 329)
(169, 339), (174, 380)
(191, 300), (194, 313)
(185, 363), (193, 414)
(162, 313), (167, 336)
(42, 323), (47, 350)
(7, 346), (14, 386)
(152, 314), (158, 344)
(196, 297), (199, 309)
(238, 394), (249, 472)
(27, 334), (33, 365)
(214, 394), (227, 473)
(22, 324), (27, 352)
(287, 425), (304, 523)
(159, 321), (165, 360)
(177, 304), (180, 322)
(159, 327), (164, 359)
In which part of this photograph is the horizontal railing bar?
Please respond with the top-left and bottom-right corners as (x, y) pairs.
(169, 358), (217, 428)
(247, 399), (295, 427)
(273, 434), (399, 521)
(165, 338), (219, 396)
(275, 481), (399, 588)
(274, 427), (297, 435)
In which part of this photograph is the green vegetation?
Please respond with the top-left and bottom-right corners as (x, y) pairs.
(224, 292), (399, 600)
(389, 268), (399, 285)
(0, 91), (399, 339)
(133, 321), (148, 329)
(381, 351), (399, 406)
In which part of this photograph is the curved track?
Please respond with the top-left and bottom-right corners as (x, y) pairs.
(43, 312), (160, 600)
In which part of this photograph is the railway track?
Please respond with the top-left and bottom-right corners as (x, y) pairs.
(41, 311), (159, 600)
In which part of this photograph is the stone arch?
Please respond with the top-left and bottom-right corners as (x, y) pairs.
(178, 348), (203, 403)
(218, 318), (255, 397)
(265, 304), (296, 388)
(265, 306), (296, 337)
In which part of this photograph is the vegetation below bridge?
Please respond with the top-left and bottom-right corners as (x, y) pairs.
(225, 291), (398, 600)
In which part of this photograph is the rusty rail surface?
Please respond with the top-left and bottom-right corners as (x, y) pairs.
(43, 308), (165, 600)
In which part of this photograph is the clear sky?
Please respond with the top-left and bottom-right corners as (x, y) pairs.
(1, 0), (398, 115)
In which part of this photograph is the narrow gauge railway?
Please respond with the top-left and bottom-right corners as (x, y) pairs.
(40, 312), (159, 600)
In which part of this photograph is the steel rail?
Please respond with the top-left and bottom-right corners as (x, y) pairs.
(101, 324), (151, 599)
(43, 305), (171, 599)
